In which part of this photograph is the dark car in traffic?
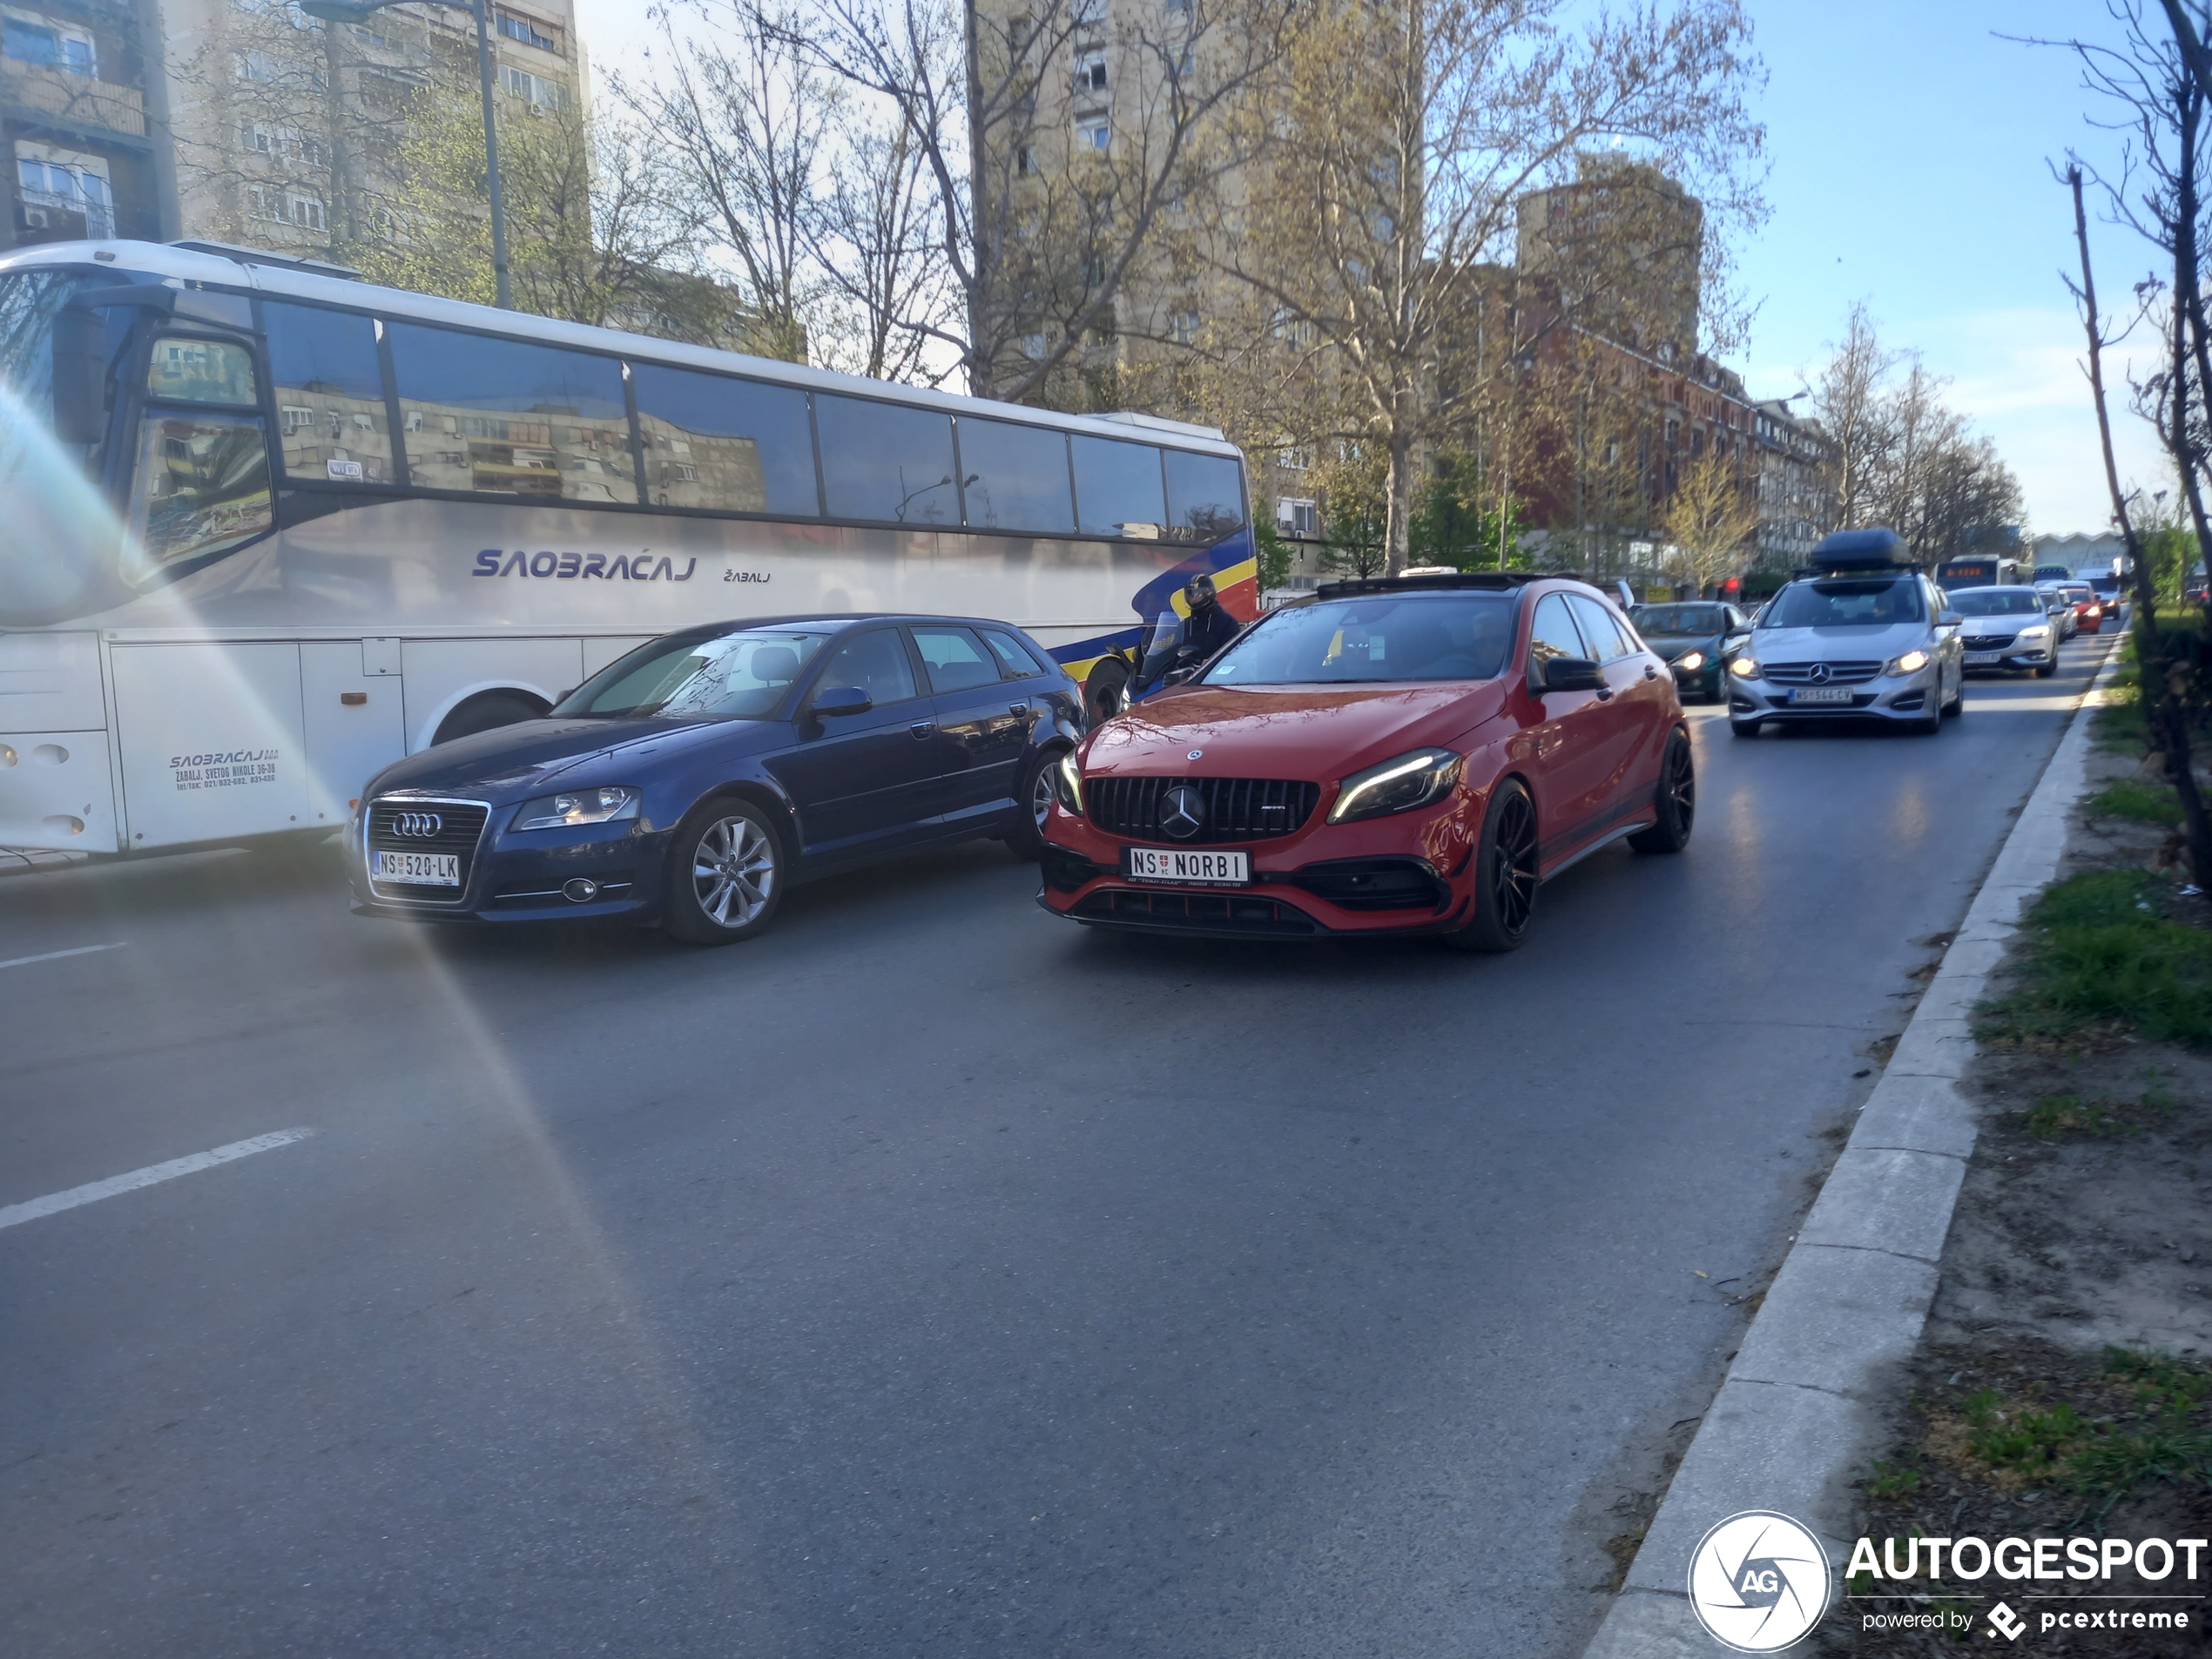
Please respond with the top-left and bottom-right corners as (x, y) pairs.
(1038, 572), (1693, 952)
(1628, 601), (1752, 702)
(350, 615), (1084, 943)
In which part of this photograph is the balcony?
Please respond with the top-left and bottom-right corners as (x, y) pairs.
(0, 59), (146, 138)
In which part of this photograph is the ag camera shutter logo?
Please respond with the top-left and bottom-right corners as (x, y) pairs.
(1687, 1510), (1831, 1651)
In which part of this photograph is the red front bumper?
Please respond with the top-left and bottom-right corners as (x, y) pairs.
(1035, 795), (1479, 939)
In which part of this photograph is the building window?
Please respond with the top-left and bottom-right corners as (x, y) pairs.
(1075, 51), (1106, 93)
(247, 185), (327, 232)
(16, 145), (112, 237)
(1169, 310), (1200, 345)
(498, 64), (566, 107)
(1278, 497), (1318, 537)
(1021, 332), (1047, 360)
(496, 10), (558, 51)
(3, 16), (96, 78)
(1078, 120), (1109, 150)
(1015, 145), (1034, 176)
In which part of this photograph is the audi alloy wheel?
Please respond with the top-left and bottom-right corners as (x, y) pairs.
(665, 800), (784, 945)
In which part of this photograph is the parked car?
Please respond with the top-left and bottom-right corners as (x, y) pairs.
(350, 615), (1085, 943)
(1726, 531), (1964, 736)
(1947, 586), (2058, 678)
(1037, 572), (1691, 952)
(1628, 600), (1753, 702)
(2186, 562), (2206, 603)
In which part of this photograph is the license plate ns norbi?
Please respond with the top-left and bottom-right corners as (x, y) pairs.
(1123, 846), (1250, 885)
(373, 849), (460, 887)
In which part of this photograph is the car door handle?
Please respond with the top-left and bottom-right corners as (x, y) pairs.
(1010, 702), (1029, 718)
(1643, 664), (1658, 680)
(910, 721), (935, 738)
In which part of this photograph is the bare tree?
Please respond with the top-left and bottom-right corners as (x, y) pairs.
(1804, 302), (1900, 529)
(808, 103), (961, 381)
(1216, 0), (1764, 575)
(776, 0), (1286, 401)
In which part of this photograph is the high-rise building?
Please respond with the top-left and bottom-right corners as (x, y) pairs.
(3, 0), (165, 249)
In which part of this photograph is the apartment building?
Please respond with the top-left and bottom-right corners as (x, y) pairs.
(3, 0), (165, 249)
(2, 0), (584, 258)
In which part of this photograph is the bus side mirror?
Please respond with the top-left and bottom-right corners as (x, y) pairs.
(51, 306), (107, 446)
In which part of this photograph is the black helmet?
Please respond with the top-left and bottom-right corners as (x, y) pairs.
(1183, 572), (1218, 610)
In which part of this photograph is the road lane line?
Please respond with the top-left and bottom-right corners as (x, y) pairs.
(0, 1130), (317, 1231)
(0, 942), (125, 971)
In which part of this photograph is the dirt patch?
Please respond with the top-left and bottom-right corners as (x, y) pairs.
(1812, 725), (2212, 1656)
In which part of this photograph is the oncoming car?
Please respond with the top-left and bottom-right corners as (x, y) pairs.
(1947, 586), (2057, 678)
(1629, 600), (1752, 702)
(350, 615), (1083, 942)
(1036, 573), (1694, 952)
(1726, 531), (1964, 737)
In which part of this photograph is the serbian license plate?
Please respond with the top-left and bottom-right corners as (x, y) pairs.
(373, 848), (459, 887)
(1790, 686), (1854, 705)
(1123, 846), (1250, 885)
(1964, 651), (2003, 665)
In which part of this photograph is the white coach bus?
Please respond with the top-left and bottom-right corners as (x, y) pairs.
(0, 239), (1256, 858)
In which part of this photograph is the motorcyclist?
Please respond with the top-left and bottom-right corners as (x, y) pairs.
(1177, 573), (1241, 660)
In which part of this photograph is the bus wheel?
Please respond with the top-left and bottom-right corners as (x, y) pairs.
(434, 690), (549, 745)
(1084, 661), (1129, 727)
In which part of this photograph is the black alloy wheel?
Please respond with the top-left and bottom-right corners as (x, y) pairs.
(1445, 779), (1538, 954)
(1629, 730), (1695, 853)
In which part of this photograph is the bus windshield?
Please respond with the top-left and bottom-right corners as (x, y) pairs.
(0, 267), (134, 625)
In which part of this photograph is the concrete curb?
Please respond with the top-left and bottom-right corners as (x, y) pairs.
(1581, 638), (2130, 1657)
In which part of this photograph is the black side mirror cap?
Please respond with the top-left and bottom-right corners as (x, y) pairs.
(1541, 657), (1607, 693)
(1163, 667), (1197, 685)
(810, 685), (873, 718)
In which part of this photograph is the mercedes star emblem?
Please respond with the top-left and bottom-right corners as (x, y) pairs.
(1159, 785), (1206, 840)
(1188, 749), (1204, 760)
(393, 811), (444, 837)
(1808, 664), (1831, 684)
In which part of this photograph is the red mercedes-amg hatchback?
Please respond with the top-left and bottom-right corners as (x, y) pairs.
(1037, 573), (1693, 951)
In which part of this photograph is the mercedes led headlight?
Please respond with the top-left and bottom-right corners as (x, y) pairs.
(511, 786), (641, 831)
(1049, 750), (1085, 816)
(1328, 748), (1464, 824)
(1676, 651), (1707, 671)
(1885, 648), (1931, 676)
(1729, 656), (1760, 678)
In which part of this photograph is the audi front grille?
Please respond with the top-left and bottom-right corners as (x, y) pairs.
(366, 798), (491, 903)
(1085, 776), (1321, 844)
(1761, 660), (1885, 686)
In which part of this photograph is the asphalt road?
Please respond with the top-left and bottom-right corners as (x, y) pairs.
(1, 629), (2115, 1658)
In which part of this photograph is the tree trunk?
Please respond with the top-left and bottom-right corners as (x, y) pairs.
(961, 0), (995, 398)
(1384, 415), (1415, 577)
(2071, 165), (2212, 888)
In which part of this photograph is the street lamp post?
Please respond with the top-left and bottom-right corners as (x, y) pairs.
(296, 0), (511, 308)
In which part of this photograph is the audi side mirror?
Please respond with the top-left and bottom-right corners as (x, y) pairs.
(1541, 657), (1607, 693)
(809, 685), (873, 719)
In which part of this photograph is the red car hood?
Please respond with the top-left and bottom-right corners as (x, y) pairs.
(1082, 682), (1506, 778)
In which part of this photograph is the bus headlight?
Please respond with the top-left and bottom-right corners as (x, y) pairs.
(1328, 748), (1464, 823)
(1049, 751), (1085, 816)
(1885, 648), (1931, 676)
(511, 786), (640, 830)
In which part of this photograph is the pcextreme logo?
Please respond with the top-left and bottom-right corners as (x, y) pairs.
(1688, 1510), (1831, 1651)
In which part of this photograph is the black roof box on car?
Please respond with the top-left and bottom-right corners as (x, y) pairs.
(1797, 527), (1918, 577)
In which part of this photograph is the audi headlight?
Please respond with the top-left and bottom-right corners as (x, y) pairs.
(1328, 748), (1464, 824)
(511, 786), (641, 831)
(1676, 651), (1707, 672)
(1729, 656), (1760, 678)
(1049, 751), (1085, 816)
(1885, 648), (1931, 676)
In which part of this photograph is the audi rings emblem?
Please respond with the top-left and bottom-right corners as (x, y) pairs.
(1807, 663), (1832, 684)
(1159, 785), (1207, 840)
(393, 811), (444, 837)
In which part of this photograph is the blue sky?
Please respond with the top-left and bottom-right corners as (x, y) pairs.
(577, 0), (2165, 534)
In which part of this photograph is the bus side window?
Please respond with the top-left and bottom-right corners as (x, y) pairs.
(1070, 435), (1165, 539)
(629, 361), (818, 517)
(813, 394), (959, 524)
(127, 410), (273, 570)
(957, 416), (1075, 534)
(1163, 449), (1245, 541)
(262, 301), (393, 485)
(386, 322), (637, 505)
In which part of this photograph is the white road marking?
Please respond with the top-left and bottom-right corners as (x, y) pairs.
(0, 942), (125, 972)
(0, 1130), (316, 1231)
